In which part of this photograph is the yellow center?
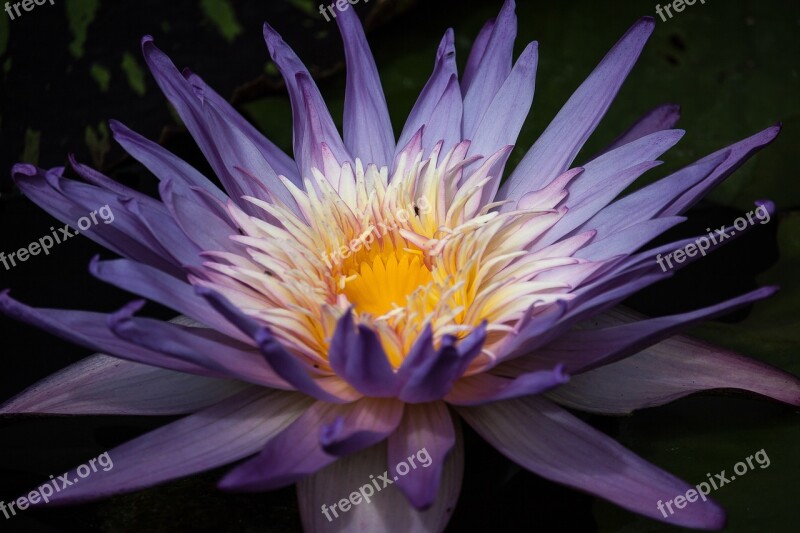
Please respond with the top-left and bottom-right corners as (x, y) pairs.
(338, 236), (434, 317)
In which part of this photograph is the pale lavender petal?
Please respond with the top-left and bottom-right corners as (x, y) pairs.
(396, 29), (456, 155)
(462, 0), (517, 138)
(589, 103), (681, 159)
(23, 388), (310, 505)
(336, 5), (394, 167)
(461, 18), (495, 94)
(263, 24), (350, 180)
(0, 354), (248, 416)
(498, 17), (655, 205)
(11, 165), (182, 277)
(547, 308), (800, 414)
(182, 70), (299, 183)
(108, 120), (227, 201)
(297, 430), (463, 532)
(422, 75), (463, 156)
(574, 216), (686, 261)
(467, 41), (537, 163)
(387, 402), (454, 510)
(457, 396), (726, 529)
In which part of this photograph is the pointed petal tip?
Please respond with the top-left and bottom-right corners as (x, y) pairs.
(107, 300), (147, 329)
(11, 162), (36, 177)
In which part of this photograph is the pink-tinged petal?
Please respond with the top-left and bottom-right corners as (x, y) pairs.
(396, 30), (456, 156)
(589, 103), (681, 159)
(297, 429), (464, 532)
(335, 5), (394, 167)
(219, 398), (403, 491)
(445, 366), (568, 406)
(21, 388), (310, 506)
(0, 354), (248, 416)
(467, 40), (537, 166)
(108, 308), (293, 390)
(387, 402), (455, 510)
(462, 0), (517, 138)
(500, 287), (778, 375)
(457, 396), (726, 530)
(498, 17), (655, 205)
(547, 309), (800, 414)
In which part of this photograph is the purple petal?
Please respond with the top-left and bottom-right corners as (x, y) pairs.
(462, 0), (517, 138)
(141, 37), (295, 214)
(396, 29), (457, 156)
(387, 402), (455, 510)
(397, 323), (487, 403)
(335, 5), (394, 167)
(573, 216), (686, 261)
(108, 309), (292, 390)
(589, 103), (681, 159)
(89, 257), (249, 343)
(329, 310), (398, 397)
(661, 125), (780, 216)
(498, 17), (655, 205)
(0, 292), (217, 377)
(422, 75), (463, 156)
(445, 365), (568, 406)
(457, 396), (726, 529)
(263, 24), (350, 180)
(109, 120), (227, 201)
(467, 39), (537, 161)
(297, 432), (463, 531)
(198, 287), (358, 403)
(219, 399), (402, 491)
(547, 308), (800, 413)
(501, 287), (778, 375)
(182, 70), (299, 183)
(22, 388), (310, 505)
(11, 165), (182, 277)
(461, 18), (495, 94)
(0, 354), (247, 416)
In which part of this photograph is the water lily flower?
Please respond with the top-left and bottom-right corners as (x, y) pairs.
(2, 0), (798, 530)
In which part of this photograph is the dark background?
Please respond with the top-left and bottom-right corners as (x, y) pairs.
(1, 0), (798, 531)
